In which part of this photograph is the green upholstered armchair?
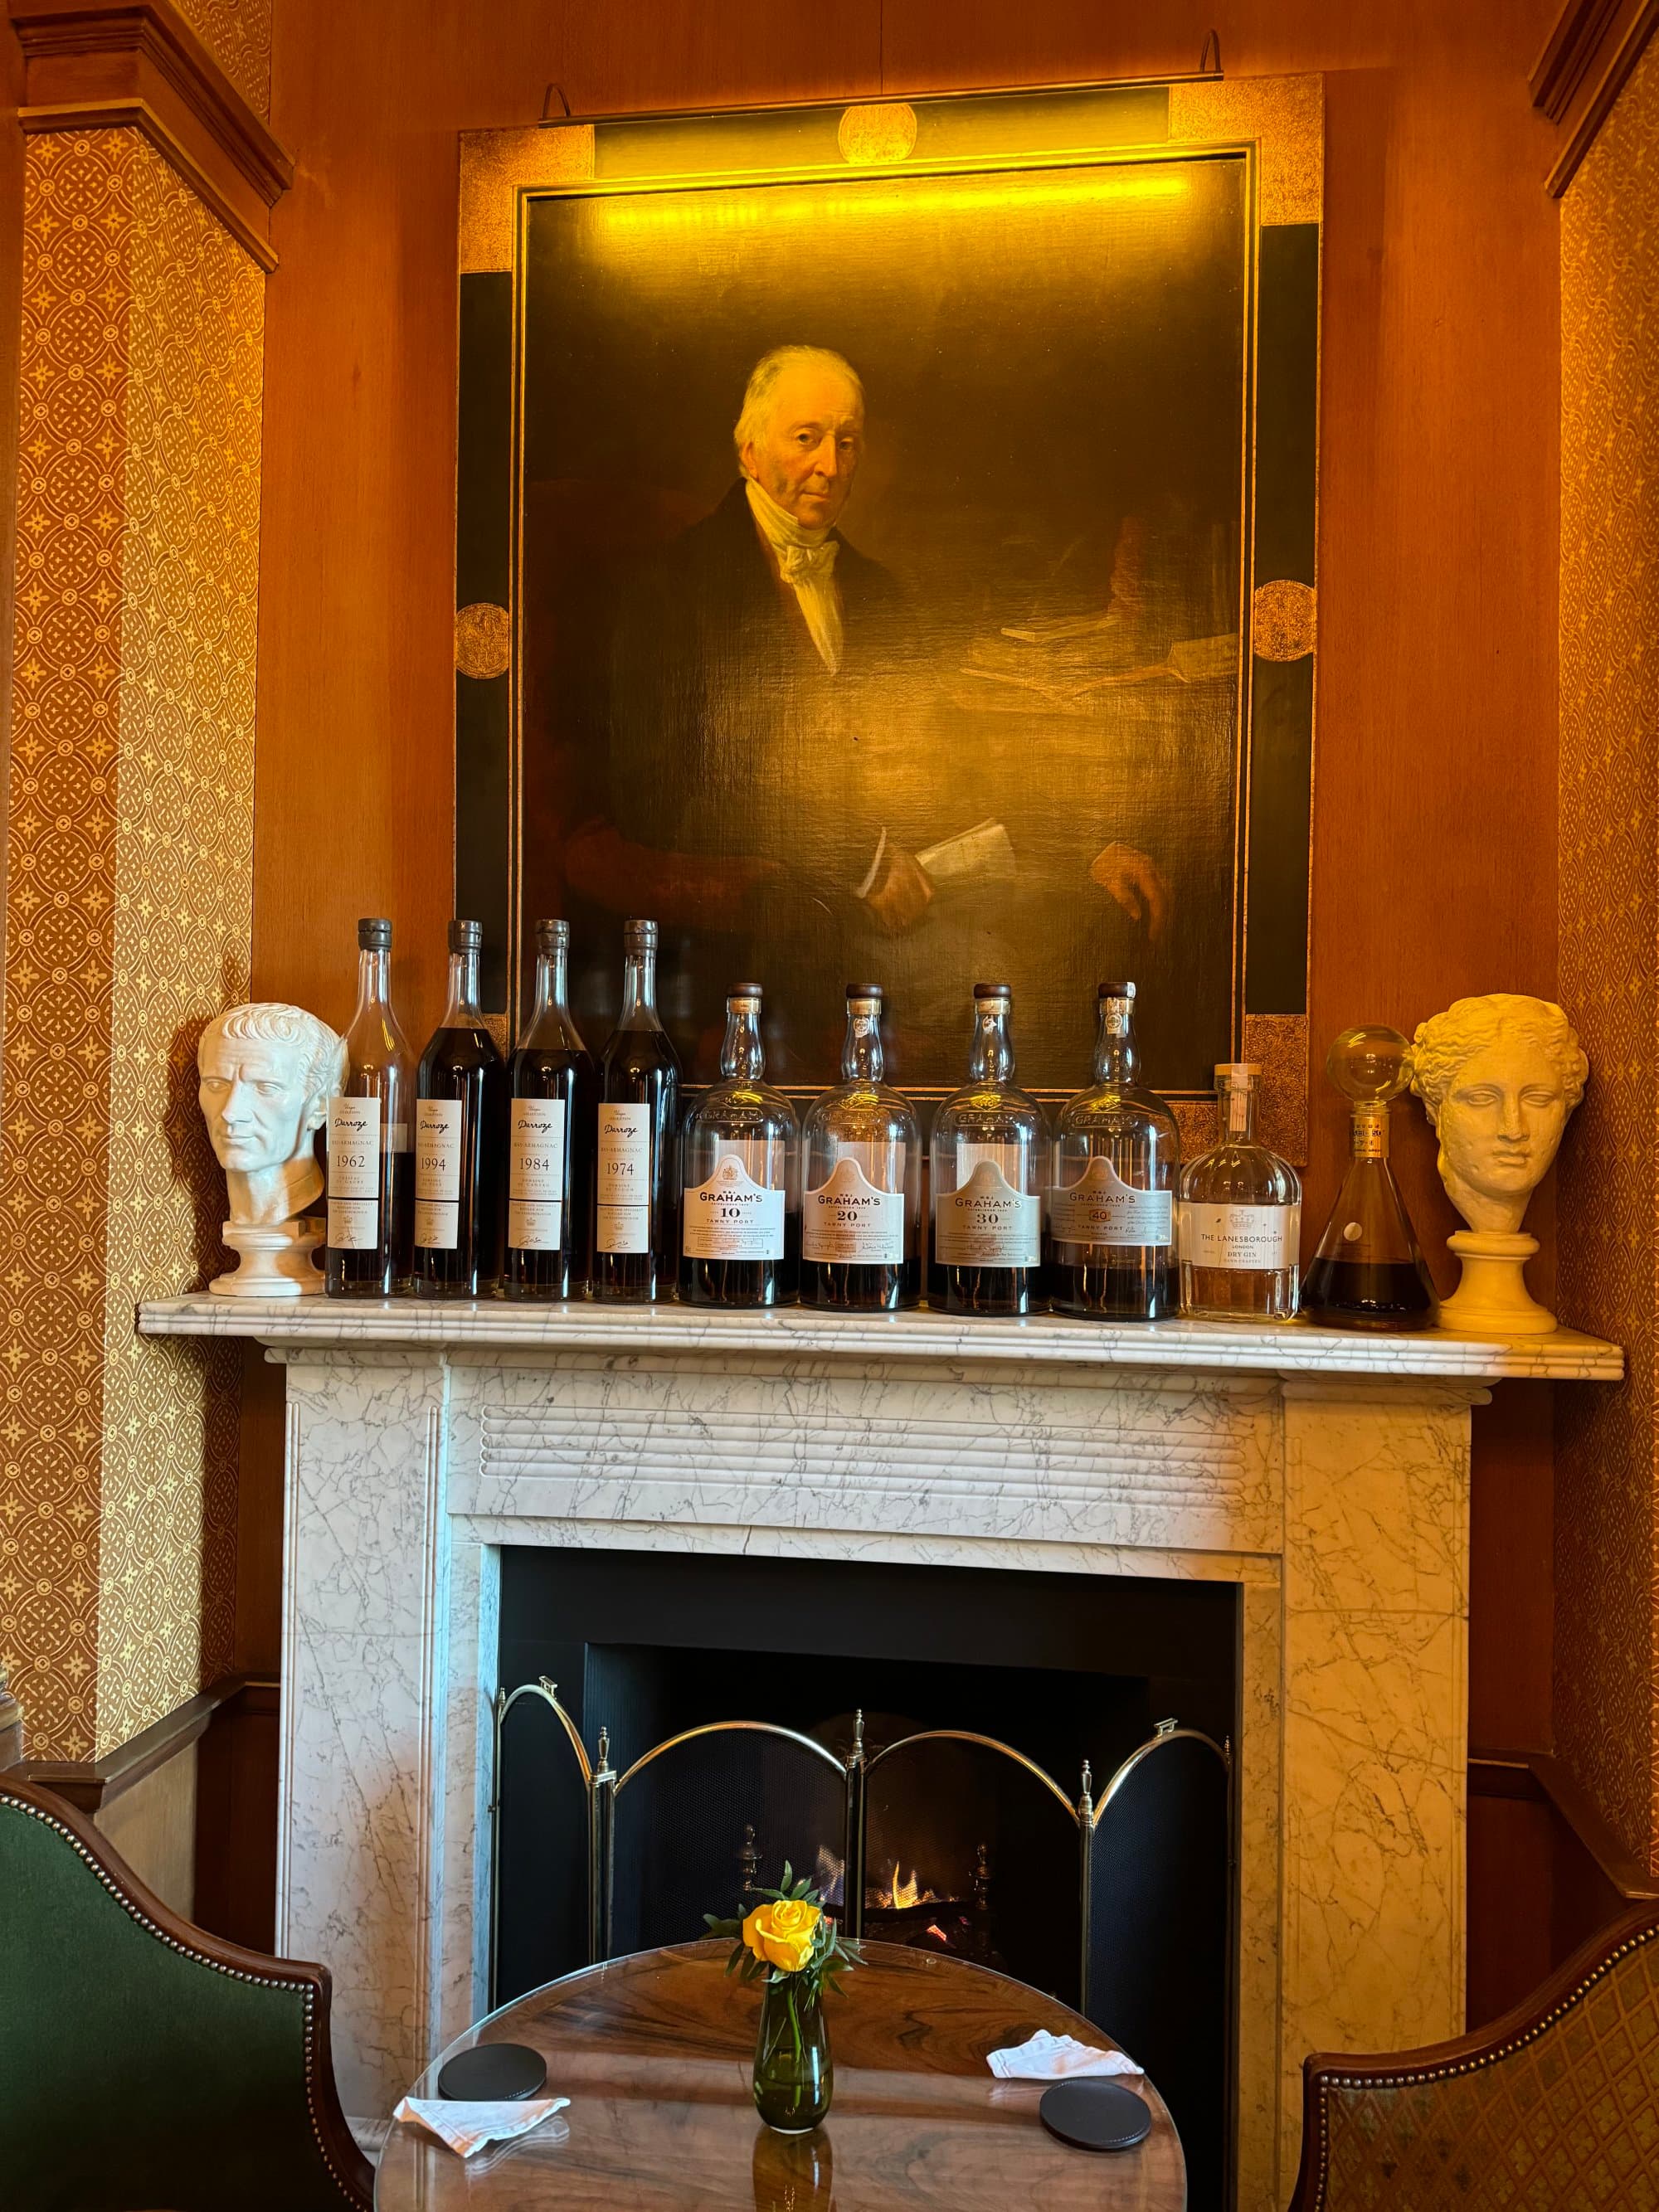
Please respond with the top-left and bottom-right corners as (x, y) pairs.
(1291, 1905), (1659, 2210)
(0, 1773), (373, 2211)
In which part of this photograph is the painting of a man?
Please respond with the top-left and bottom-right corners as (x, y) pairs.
(517, 157), (1249, 1088)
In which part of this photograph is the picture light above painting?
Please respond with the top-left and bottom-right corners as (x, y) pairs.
(454, 73), (1321, 1159)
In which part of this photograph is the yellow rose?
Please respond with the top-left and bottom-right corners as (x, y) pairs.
(742, 1898), (822, 1974)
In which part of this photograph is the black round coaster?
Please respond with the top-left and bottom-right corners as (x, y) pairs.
(1038, 2079), (1153, 2152)
(435, 2041), (547, 2103)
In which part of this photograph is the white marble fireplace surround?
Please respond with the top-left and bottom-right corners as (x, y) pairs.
(139, 1298), (1619, 2208)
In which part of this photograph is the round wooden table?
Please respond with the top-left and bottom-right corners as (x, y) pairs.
(377, 1940), (1185, 2210)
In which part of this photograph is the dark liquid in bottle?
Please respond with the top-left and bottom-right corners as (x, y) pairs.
(415, 1026), (506, 1297)
(680, 1213), (800, 1308)
(326, 1117), (412, 1297)
(1049, 1252), (1175, 1320)
(800, 1251), (922, 1312)
(503, 1047), (596, 1300)
(931, 1257), (1042, 1317)
(592, 1033), (679, 1302)
(1301, 1254), (1435, 1330)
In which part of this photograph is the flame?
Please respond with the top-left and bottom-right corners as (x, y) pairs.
(892, 1864), (919, 1910)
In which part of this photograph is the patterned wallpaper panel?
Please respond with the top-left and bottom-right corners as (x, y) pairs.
(0, 130), (260, 1761)
(1556, 37), (1659, 1870)
(173, 0), (271, 120)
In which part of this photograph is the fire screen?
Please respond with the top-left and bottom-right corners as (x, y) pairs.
(491, 1685), (1231, 2199)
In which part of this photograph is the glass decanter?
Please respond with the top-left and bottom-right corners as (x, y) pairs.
(1301, 1025), (1436, 1330)
(679, 984), (799, 1307)
(1048, 980), (1180, 1320)
(1178, 1062), (1301, 1320)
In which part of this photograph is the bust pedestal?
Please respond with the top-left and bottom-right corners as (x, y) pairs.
(210, 1216), (324, 1298)
(1438, 1229), (1556, 1337)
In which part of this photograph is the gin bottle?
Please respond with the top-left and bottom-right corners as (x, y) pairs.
(593, 919), (680, 1301)
(1178, 1062), (1301, 1320)
(326, 916), (414, 1297)
(930, 983), (1048, 1316)
(503, 919), (597, 1301)
(1048, 981), (1180, 1320)
(414, 919), (508, 1298)
(800, 985), (921, 1311)
(679, 984), (798, 1307)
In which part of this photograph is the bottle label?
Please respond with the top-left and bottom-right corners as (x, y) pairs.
(1048, 1157), (1173, 1249)
(413, 1098), (462, 1251)
(1178, 1201), (1300, 1271)
(803, 1156), (905, 1265)
(683, 1153), (786, 1261)
(1353, 1107), (1386, 1161)
(508, 1096), (566, 1252)
(596, 1101), (651, 1255)
(935, 1158), (1040, 1266)
(327, 1096), (379, 1202)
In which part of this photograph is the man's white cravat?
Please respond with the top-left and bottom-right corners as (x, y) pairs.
(744, 477), (844, 674)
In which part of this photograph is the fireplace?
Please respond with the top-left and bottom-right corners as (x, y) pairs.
(139, 1295), (1621, 2206)
(491, 1546), (1235, 2201)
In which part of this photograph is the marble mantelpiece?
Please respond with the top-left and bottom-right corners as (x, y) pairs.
(138, 1296), (1621, 2209)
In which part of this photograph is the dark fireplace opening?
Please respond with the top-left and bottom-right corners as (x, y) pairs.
(494, 1547), (1237, 2204)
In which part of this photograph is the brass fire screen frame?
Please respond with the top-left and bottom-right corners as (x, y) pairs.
(489, 1680), (1229, 2015)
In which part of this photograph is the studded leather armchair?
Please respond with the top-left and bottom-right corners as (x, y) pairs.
(1291, 1906), (1659, 2210)
(0, 1773), (374, 2211)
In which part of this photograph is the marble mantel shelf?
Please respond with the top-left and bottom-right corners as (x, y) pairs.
(136, 1292), (1624, 1382)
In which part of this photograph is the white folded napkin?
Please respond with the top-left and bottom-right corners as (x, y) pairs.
(987, 2030), (1143, 2080)
(392, 2094), (571, 2158)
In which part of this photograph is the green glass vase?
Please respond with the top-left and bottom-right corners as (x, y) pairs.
(752, 1973), (833, 2134)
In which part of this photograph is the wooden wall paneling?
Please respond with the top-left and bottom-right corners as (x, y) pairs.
(245, 0), (1569, 1957)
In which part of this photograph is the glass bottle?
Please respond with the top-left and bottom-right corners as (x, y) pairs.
(1302, 1025), (1436, 1330)
(679, 984), (798, 1307)
(929, 983), (1048, 1317)
(593, 918), (680, 1302)
(325, 916), (414, 1297)
(752, 1975), (833, 2135)
(1178, 1062), (1301, 1320)
(503, 920), (597, 1301)
(800, 984), (922, 1312)
(414, 918), (507, 1298)
(1048, 981), (1180, 1321)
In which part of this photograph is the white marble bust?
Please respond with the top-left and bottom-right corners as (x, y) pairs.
(1410, 993), (1587, 1334)
(197, 1002), (346, 1295)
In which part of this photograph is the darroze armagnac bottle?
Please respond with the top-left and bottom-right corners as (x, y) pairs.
(326, 916), (415, 1296)
(504, 918), (596, 1300)
(593, 918), (680, 1301)
(414, 918), (507, 1297)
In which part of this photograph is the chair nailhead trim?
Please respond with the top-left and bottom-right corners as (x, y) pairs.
(1305, 1926), (1659, 2209)
(7, 1797), (365, 2206)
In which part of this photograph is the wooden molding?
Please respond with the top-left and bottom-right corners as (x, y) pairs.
(1532, 0), (1625, 118)
(7, 0), (291, 253)
(1530, 0), (1659, 192)
(9, 1671), (253, 1814)
(1469, 1748), (1659, 1901)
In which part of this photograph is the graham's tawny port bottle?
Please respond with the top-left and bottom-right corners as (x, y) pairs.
(929, 983), (1048, 1316)
(679, 984), (799, 1307)
(800, 985), (921, 1312)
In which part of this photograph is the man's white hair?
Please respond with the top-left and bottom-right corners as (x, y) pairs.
(734, 345), (864, 459)
(200, 1001), (346, 1101)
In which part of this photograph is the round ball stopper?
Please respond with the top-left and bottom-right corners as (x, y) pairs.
(1325, 1023), (1413, 1107)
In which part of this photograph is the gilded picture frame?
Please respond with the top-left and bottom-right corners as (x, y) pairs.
(454, 73), (1321, 1157)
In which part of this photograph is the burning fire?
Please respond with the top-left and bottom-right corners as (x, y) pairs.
(876, 1863), (937, 1910)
